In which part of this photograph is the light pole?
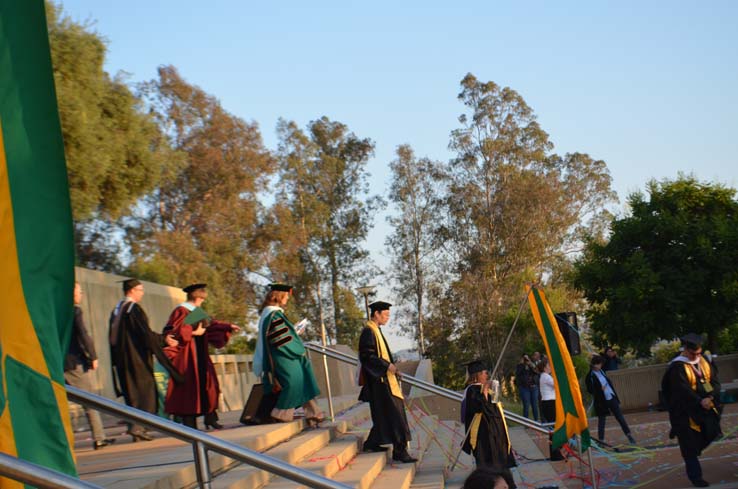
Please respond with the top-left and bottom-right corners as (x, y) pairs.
(355, 285), (377, 320)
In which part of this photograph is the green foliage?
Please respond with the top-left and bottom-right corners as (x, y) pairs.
(127, 66), (274, 323)
(47, 2), (169, 222)
(573, 176), (738, 354)
(220, 335), (255, 355)
(385, 145), (446, 355)
(714, 324), (738, 355)
(274, 117), (384, 344)
(425, 73), (616, 377)
(649, 339), (681, 364)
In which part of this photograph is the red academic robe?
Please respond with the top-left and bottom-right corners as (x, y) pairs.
(163, 305), (233, 416)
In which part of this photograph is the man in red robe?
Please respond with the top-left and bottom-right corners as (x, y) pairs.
(163, 283), (239, 430)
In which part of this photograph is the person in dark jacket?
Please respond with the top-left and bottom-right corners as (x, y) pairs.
(65, 282), (115, 450)
(515, 354), (539, 421)
(602, 347), (622, 371)
(358, 301), (417, 463)
(585, 355), (635, 445)
(109, 279), (180, 441)
(662, 333), (722, 488)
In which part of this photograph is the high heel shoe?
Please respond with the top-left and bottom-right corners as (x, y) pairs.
(127, 430), (153, 442)
(306, 411), (325, 426)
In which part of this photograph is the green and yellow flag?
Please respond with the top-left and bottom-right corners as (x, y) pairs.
(0, 0), (77, 484)
(527, 285), (590, 450)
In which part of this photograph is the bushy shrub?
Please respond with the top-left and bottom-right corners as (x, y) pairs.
(650, 339), (681, 364)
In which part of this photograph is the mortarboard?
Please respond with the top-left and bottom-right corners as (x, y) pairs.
(463, 360), (488, 376)
(270, 283), (293, 294)
(680, 333), (704, 350)
(183, 283), (207, 294)
(369, 300), (392, 314)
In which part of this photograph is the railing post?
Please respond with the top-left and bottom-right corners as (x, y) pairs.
(193, 440), (212, 489)
(587, 446), (598, 488)
(316, 286), (335, 421)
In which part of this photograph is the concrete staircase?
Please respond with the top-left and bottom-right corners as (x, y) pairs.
(75, 395), (562, 489)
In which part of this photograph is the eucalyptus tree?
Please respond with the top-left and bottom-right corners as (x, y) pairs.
(275, 117), (384, 344)
(385, 144), (446, 356)
(441, 73), (616, 361)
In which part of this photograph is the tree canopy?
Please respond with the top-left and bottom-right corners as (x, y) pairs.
(421, 73), (616, 382)
(573, 176), (738, 353)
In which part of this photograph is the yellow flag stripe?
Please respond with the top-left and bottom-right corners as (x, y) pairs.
(0, 120), (74, 467)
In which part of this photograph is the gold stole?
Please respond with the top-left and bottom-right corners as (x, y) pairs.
(684, 357), (713, 432)
(367, 321), (403, 399)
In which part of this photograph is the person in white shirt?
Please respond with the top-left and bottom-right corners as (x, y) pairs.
(538, 359), (563, 461)
(538, 360), (556, 423)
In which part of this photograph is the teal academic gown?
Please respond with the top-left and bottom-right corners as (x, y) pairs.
(260, 309), (320, 409)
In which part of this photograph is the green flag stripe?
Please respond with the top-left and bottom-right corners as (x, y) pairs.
(0, 0), (75, 383)
(531, 287), (590, 451)
(6, 356), (76, 475)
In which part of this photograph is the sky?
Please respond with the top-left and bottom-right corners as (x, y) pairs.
(58, 1), (738, 349)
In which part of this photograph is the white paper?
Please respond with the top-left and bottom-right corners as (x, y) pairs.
(295, 318), (309, 335)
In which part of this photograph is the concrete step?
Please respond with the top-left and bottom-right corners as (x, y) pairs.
(331, 451), (388, 489)
(507, 426), (561, 488)
(211, 427), (334, 489)
(76, 394), (363, 489)
(410, 419), (468, 489)
(260, 437), (362, 489)
(211, 398), (371, 489)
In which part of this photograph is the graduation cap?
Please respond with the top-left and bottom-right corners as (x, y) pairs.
(269, 283), (293, 294)
(369, 301), (392, 314)
(680, 332), (704, 350)
(183, 283), (207, 294)
(463, 360), (488, 376)
(118, 278), (141, 293)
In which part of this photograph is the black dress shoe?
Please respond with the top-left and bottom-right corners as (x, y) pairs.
(690, 479), (710, 487)
(392, 451), (418, 463)
(362, 442), (388, 452)
(93, 439), (116, 450)
(205, 421), (224, 430)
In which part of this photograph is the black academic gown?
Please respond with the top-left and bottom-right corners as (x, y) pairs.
(663, 358), (722, 459)
(462, 384), (517, 476)
(110, 300), (179, 414)
(358, 325), (411, 448)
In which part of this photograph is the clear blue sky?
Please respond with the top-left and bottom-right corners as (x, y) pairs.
(59, 1), (738, 348)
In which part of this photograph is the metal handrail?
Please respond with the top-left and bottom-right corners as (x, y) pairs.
(0, 452), (101, 489)
(305, 342), (549, 434)
(65, 386), (350, 489)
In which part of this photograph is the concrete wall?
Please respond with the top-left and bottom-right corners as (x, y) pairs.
(75, 267), (186, 400)
(606, 353), (738, 411)
(73, 266), (362, 416)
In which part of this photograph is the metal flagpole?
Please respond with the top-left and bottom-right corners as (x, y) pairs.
(490, 287), (532, 380)
(587, 446), (598, 488)
(446, 288), (532, 474)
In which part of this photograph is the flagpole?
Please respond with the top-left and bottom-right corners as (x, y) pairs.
(490, 287), (532, 380)
(446, 287), (531, 475)
(587, 447), (598, 488)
